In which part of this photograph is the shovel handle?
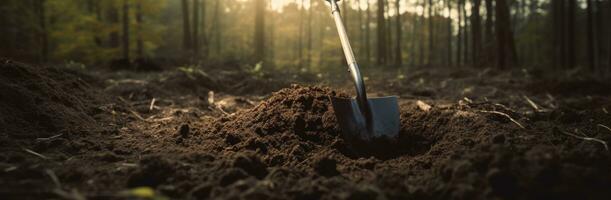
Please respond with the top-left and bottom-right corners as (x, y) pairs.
(327, 0), (373, 127)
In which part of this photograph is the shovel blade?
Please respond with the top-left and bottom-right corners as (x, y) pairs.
(331, 96), (400, 139)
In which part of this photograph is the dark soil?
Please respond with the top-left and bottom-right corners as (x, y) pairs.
(1, 59), (611, 199)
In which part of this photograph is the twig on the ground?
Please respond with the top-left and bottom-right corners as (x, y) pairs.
(149, 98), (156, 111)
(214, 105), (230, 116)
(36, 133), (63, 142)
(545, 93), (558, 108)
(4, 166), (17, 172)
(53, 189), (86, 200)
(463, 97), (473, 104)
(560, 129), (609, 151)
(598, 124), (611, 135)
(129, 110), (146, 121)
(603, 107), (608, 114)
(478, 110), (525, 129)
(23, 148), (50, 160)
(45, 169), (62, 188)
(523, 95), (541, 111)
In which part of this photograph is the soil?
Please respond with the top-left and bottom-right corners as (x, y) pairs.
(1, 58), (611, 199)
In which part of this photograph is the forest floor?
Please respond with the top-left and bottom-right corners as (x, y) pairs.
(1, 58), (611, 199)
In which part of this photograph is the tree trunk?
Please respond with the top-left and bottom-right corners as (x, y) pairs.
(409, 0), (418, 66)
(395, 0), (402, 66)
(307, 0), (313, 68)
(358, 0), (363, 58)
(366, 1), (372, 64)
(462, 0), (469, 65)
(299, 0), (304, 66)
(567, 0), (577, 69)
(193, 0), (200, 54)
(420, 0), (426, 66)
(595, 0), (604, 69)
(495, 0), (516, 69)
(586, 0), (595, 70)
(268, 0), (275, 65)
(609, 0), (611, 72)
(136, 0), (143, 59)
(457, 0), (462, 66)
(377, 0), (386, 65)
(201, 0), (208, 58)
(37, 0), (48, 62)
(254, 0), (265, 63)
(471, 0), (482, 67)
(447, 0), (452, 66)
(386, 0), (393, 63)
(108, 6), (120, 48)
(428, 0), (434, 65)
(122, 0), (130, 61)
(213, 0), (221, 54)
(182, 0), (191, 51)
(484, 0), (493, 66)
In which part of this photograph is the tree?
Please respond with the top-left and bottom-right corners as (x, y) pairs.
(586, 0), (595, 70)
(193, 0), (200, 54)
(366, 0), (372, 64)
(358, 0), (364, 59)
(212, 0), (221, 54)
(36, 0), (48, 62)
(457, 0), (462, 66)
(299, 0), (304, 66)
(254, 0), (265, 63)
(609, 0), (611, 71)
(462, 0), (469, 65)
(567, 0), (577, 69)
(495, 0), (517, 69)
(200, 0), (208, 58)
(484, 0), (494, 66)
(307, 0), (313, 68)
(377, 0), (387, 65)
(419, 0), (426, 65)
(122, 0), (130, 61)
(471, 0), (482, 67)
(394, 0), (402, 66)
(182, 0), (192, 51)
(428, 0), (434, 65)
(446, 0), (452, 66)
(108, 4), (120, 48)
(136, 0), (144, 59)
(595, 0), (604, 69)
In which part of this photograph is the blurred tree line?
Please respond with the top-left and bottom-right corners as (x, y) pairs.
(0, 0), (609, 73)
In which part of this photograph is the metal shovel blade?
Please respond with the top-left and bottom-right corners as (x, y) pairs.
(331, 96), (400, 139)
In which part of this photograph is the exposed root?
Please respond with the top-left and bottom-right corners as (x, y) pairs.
(598, 124), (611, 135)
(560, 129), (609, 151)
(23, 148), (50, 160)
(478, 110), (526, 129)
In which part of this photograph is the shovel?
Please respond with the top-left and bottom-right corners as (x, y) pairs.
(325, 0), (400, 140)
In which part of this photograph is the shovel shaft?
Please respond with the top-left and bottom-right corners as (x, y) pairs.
(327, 0), (373, 129)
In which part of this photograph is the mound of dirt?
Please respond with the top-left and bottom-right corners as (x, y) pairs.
(0, 59), (108, 148)
(204, 85), (347, 165)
